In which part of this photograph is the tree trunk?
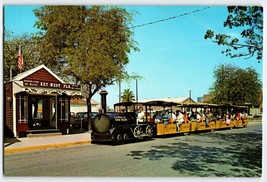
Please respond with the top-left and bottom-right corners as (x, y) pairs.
(87, 97), (92, 131)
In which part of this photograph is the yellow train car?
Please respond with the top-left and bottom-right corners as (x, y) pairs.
(197, 121), (207, 131)
(229, 120), (235, 129)
(156, 123), (176, 135)
(148, 102), (249, 137)
(208, 121), (216, 131)
(243, 118), (249, 127)
(215, 120), (221, 129)
(234, 119), (248, 128)
(156, 122), (191, 136)
(179, 122), (191, 134)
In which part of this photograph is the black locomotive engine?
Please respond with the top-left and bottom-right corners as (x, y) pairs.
(91, 102), (156, 144)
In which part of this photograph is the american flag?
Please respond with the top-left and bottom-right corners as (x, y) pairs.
(18, 45), (24, 71)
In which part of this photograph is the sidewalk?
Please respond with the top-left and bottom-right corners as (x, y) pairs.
(4, 130), (91, 154)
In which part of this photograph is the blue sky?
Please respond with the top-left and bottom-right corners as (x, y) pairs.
(3, 5), (263, 108)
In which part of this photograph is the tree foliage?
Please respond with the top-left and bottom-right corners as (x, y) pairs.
(33, 5), (138, 130)
(121, 89), (135, 102)
(34, 6), (87, 78)
(3, 32), (42, 82)
(210, 64), (262, 107)
(205, 6), (263, 61)
(34, 5), (138, 82)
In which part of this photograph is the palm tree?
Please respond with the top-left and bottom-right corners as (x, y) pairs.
(121, 89), (135, 102)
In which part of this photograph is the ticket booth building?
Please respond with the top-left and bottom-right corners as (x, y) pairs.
(4, 64), (81, 137)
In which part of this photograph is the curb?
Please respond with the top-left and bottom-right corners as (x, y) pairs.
(4, 141), (91, 154)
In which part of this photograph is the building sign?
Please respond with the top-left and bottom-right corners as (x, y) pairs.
(23, 80), (80, 91)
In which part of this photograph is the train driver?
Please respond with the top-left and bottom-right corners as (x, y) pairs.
(137, 107), (145, 123)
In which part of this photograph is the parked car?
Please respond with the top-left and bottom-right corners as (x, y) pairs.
(91, 112), (98, 120)
(76, 112), (88, 120)
(70, 112), (98, 129)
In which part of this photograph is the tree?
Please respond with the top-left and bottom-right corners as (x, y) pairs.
(33, 6), (88, 79)
(3, 32), (42, 82)
(34, 5), (139, 130)
(210, 64), (262, 107)
(204, 6), (263, 62)
(121, 89), (135, 102)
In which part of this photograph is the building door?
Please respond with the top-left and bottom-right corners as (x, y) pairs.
(17, 95), (29, 136)
(58, 96), (70, 133)
(31, 96), (57, 129)
(42, 97), (51, 127)
(50, 97), (57, 128)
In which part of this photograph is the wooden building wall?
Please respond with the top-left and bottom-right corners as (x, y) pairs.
(24, 68), (61, 83)
(4, 82), (14, 137)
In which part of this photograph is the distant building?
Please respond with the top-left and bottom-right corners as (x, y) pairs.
(197, 97), (204, 102)
(203, 94), (215, 103)
(70, 97), (100, 113)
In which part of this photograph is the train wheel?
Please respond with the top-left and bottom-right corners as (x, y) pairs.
(133, 126), (143, 138)
(145, 125), (153, 137)
(116, 133), (123, 141)
(123, 133), (129, 141)
(115, 133), (124, 145)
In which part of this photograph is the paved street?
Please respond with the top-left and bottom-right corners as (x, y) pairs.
(3, 124), (262, 177)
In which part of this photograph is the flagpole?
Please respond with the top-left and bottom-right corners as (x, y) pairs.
(18, 43), (23, 73)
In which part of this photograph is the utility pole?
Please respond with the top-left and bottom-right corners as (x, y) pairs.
(136, 79), (138, 103)
(189, 90), (192, 103)
(10, 65), (13, 81)
(119, 81), (121, 103)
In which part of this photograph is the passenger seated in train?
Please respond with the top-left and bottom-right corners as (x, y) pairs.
(171, 111), (177, 123)
(225, 112), (231, 125)
(241, 111), (247, 124)
(205, 111), (213, 126)
(175, 110), (184, 131)
(216, 112), (223, 120)
(230, 112), (235, 120)
(137, 107), (145, 123)
(196, 112), (201, 122)
(153, 111), (161, 123)
(201, 111), (206, 123)
(234, 112), (241, 120)
(162, 111), (171, 126)
(189, 111), (197, 121)
(184, 112), (189, 123)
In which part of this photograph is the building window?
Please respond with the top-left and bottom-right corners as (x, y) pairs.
(59, 98), (69, 122)
(18, 96), (28, 123)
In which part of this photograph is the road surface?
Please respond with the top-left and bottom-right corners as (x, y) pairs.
(4, 124), (262, 177)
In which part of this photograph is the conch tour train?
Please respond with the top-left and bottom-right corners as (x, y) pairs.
(91, 96), (249, 144)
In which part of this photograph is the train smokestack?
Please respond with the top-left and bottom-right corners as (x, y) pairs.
(100, 90), (108, 113)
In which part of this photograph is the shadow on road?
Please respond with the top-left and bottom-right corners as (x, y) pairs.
(126, 128), (262, 177)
